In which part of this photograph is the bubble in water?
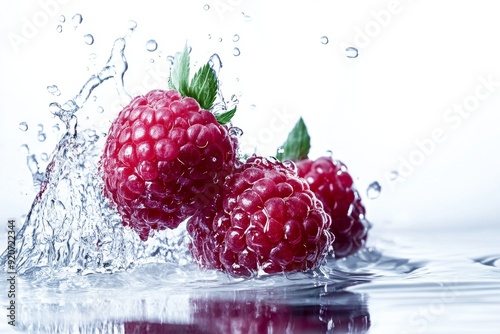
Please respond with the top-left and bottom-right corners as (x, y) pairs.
(233, 47), (241, 56)
(229, 127), (243, 137)
(128, 20), (137, 32)
(203, 4), (210, 10)
(97, 106), (104, 113)
(233, 34), (240, 42)
(83, 34), (94, 45)
(47, 85), (61, 96)
(38, 132), (47, 142)
(320, 36), (329, 45)
(72, 13), (83, 29)
(146, 39), (158, 52)
(19, 122), (28, 132)
(56, 25), (63, 33)
(40, 153), (49, 162)
(345, 47), (359, 58)
(366, 181), (381, 199)
(59, 15), (65, 23)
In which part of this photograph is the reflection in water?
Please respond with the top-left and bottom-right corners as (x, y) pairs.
(124, 290), (370, 334)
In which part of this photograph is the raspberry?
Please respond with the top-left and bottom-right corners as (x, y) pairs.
(296, 156), (370, 258)
(188, 156), (334, 277)
(100, 89), (237, 240)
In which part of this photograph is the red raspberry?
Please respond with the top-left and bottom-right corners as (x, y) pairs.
(188, 156), (334, 277)
(100, 89), (237, 240)
(296, 157), (369, 258)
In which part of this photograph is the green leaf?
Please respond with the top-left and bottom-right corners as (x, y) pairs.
(168, 44), (190, 96)
(188, 63), (218, 110)
(215, 107), (237, 125)
(276, 117), (311, 161)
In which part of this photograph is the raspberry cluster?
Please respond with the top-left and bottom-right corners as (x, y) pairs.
(188, 156), (334, 277)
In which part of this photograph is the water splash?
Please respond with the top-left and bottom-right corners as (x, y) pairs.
(1, 37), (192, 280)
(47, 85), (61, 96)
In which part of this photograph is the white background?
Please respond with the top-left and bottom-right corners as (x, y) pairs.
(1, 0), (500, 237)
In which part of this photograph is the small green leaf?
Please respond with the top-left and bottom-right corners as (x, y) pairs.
(215, 106), (237, 125)
(276, 117), (311, 161)
(188, 63), (218, 110)
(168, 44), (190, 96)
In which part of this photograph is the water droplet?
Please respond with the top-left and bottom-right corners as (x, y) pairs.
(97, 106), (104, 113)
(149, 59), (155, 63)
(56, 25), (63, 33)
(52, 124), (60, 132)
(242, 12), (252, 21)
(233, 34), (240, 42)
(345, 47), (359, 58)
(19, 122), (28, 131)
(47, 85), (61, 96)
(128, 20), (137, 32)
(277, 147), (285, 154)
(208, 34), (212, 40)
(166, 55), (174, 65)
(37, 124), (44, 132)
(40, 153), (49, 162)
(72, 13), (83, 29)
(282, 160), (297, 173)
(203, 4), (210, 10)
(19, 144), (30, 155)
(320, 36), (329, 45)
(233, 48), (241, 56)
(230, 94), (239, 103)
(229, 127), (243, 137)
(218, 37), (223, 42)
(250, 104), (257, 110)
(389, 170), (399, 181)
(366, 181), (381, 199)
(59, 15), (65, 23)
(146, 39), (158, 52)
(83, 34), (94, 45)
(38, 132), (47, 142)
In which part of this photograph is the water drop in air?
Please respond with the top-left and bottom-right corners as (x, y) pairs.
(218, 38), (223, 42)
(277, 147), (285, 154)
(83, 34), (94, 45)
(52, 124), (60, 133)
(233, 48), (241, 56)
(242, 12), (252, 21)
(40, 153), (49, 162)
(56, 25), (62, 33)
(366, 181), (381, 199)
(203, 4), (210, 10)
(19, 144), (30, 155)
(320, 36), (329, 45)
(19, 122), (28, 132)
(389, 170), (399, 181)
(128, 20), (137, 32)
(38, 133), (47, 142)
(97, 106), (104, 113)
(37, 124), (44, 132)
(345, 47), (359, 58)
(233, 34), (240, 42)
(59, 15), (65, 23)
(146, 39), (158, 52)
(72, 13), (83, 29)
(47, 85), (61, 96)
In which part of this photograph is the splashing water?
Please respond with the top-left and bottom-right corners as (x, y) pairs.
(1, 38), (191, 281)
(366, 181), (381, 199)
